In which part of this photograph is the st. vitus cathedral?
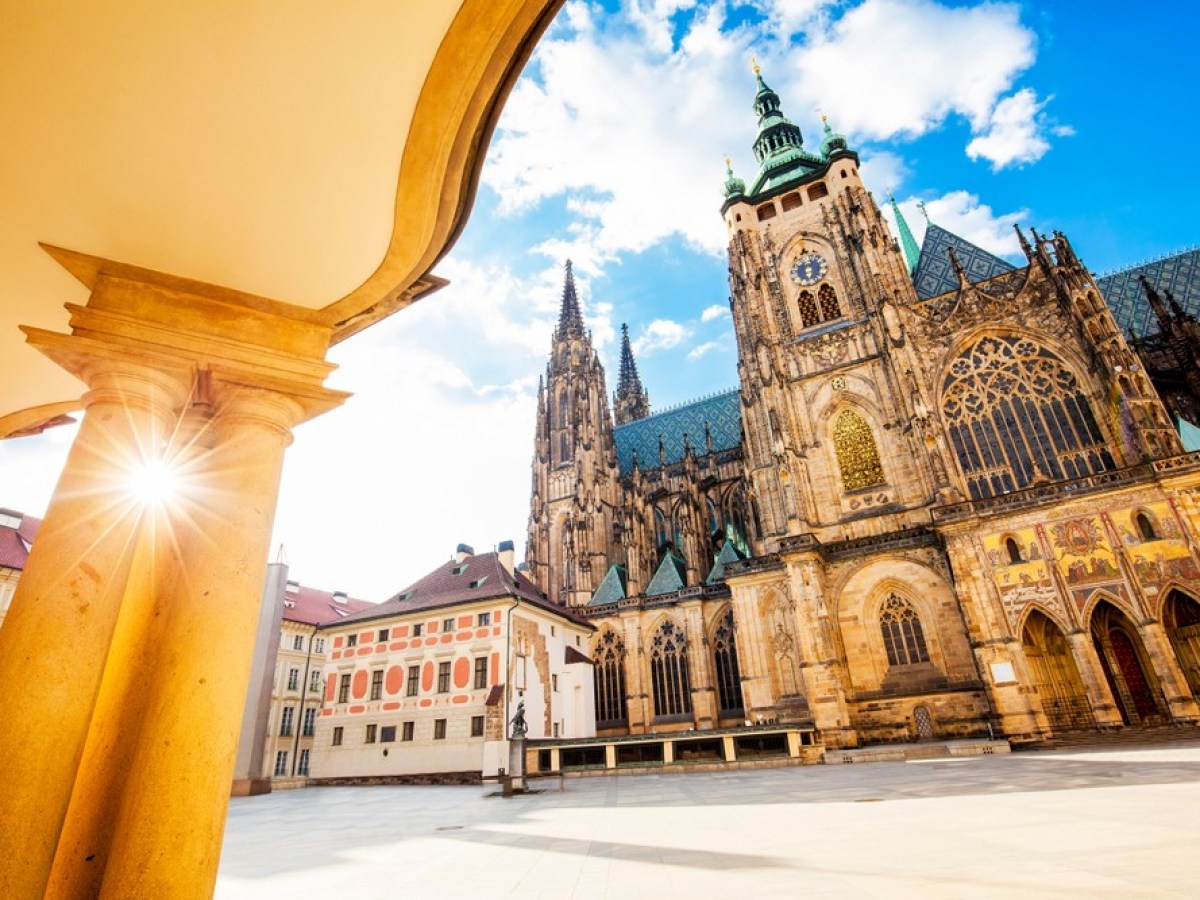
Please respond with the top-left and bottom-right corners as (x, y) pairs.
(525, 70), (1200, 747)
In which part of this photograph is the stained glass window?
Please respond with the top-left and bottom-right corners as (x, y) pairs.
(712, 610), (744, 715)
(593, 629), (628, 725)
(942, 336), (1113, 499)
(880, 594), (930, 667)
(650, 620), (692, 718)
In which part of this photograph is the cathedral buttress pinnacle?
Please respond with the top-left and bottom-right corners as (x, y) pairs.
(613, 323), (650, 425)
(556, 259), (586, 340)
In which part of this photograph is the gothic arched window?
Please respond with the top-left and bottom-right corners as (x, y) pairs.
(797, 291), (819, 328)
(557, 391), (569, 428)
(1136, 511), (1158, 541)
(942, 336), (1114, 500)
(558, 432), (569, 465)
(1005, 536), (1023, 564)
(650, 620), (693, 718)
(833, 409), (885, 491)
(880, 594), (930, 667)
(712, 610), (744, 716)
(654, 507), (670, 552)
(593, 629), (628, 726)
(818, 284), (841, 320)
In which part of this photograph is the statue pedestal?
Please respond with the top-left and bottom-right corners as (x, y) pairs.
(503, 738), (526, 795)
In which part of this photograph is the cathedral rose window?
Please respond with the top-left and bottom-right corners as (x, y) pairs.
(942, 336), (1113, 499)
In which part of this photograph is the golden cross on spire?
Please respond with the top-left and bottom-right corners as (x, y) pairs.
(750, 55), (760, 75)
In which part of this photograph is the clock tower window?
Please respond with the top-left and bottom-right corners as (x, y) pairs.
(819, 284), (841, 320)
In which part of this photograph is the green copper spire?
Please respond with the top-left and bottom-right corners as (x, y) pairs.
(889, 191), (921, 275)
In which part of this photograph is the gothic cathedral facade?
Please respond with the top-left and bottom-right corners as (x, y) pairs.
(526, 71), (1200, 747)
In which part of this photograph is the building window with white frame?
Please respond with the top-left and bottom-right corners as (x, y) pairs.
(273, 751), (288, 776)
(279, 706), (294, 737)
(302, 707), (316, 737)
(297, 749), (310, 776)
(287, 667), (299, 691)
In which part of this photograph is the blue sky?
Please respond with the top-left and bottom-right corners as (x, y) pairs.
(4, 0), (1199, 600)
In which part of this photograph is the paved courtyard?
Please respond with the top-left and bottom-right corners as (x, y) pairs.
(217, 743), (1200, 898)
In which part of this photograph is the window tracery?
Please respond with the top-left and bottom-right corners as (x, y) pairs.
(880, 594), (930, 667)
(712, 610), (744, 715)
(942, 336), (1113, 499)
(797, 290), (819, 328)
(650, 620), (693, 718)
(593, 629), (628, 725)
(833, 409), (885, 491)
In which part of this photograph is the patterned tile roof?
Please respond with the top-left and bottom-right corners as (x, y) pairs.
(1095, 247), (1200, 338)
(645, 552), (687, 597)
(329, 551), (591, 629)
(587, 563), (627, 608)
(613, 389), (742, 475)
(912, 224), (1016, 301)
(282, 583), (374, 627)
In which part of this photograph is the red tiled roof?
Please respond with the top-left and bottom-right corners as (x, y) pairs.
(0, 510), (37, 570)
(565, 645), (593, 665)
(326, 551), (592, 630)
(283, 583), (374, 626)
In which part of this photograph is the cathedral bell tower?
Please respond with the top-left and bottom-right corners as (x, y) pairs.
(526, 262), (622, 606)
(720, 67), (946, 548)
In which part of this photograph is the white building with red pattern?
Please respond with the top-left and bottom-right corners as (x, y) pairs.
(311, 542), (595, 782)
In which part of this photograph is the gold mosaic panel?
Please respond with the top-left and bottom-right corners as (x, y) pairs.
(833, 409), (884, 492)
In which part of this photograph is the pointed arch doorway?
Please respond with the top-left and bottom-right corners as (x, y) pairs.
(1090, 600), (1167, 725)
(1021, 610), (1093, 732)
(1163, 590), (1200, 696)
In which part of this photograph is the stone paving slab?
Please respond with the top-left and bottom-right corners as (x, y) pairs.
(217, 742), (1200, 898)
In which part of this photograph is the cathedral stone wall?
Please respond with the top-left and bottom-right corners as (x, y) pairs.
(525, 73), (1200, 750)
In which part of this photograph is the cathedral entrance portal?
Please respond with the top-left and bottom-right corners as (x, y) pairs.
(1021, 610), (1093, 732)
(1163, 590), (1200, 697)
(1090, 601), (1166, 725)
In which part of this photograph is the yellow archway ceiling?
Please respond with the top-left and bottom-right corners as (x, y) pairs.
(0, 0), (561, 436)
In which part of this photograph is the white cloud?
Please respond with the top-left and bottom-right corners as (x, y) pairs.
(883, 189), (1026, 259)
(633, 318), (692, 355)
(700, 304), (728, 322)
(793, 0), (1037, 139)
(484, 0), (1056, 272)
(966, 88), (1052, 169)
(688, 340), (720, 359)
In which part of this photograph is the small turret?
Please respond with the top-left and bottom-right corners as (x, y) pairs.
(613, 323), (651, 425)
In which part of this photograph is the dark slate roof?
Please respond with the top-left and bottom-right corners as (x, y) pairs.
(613, 389), (742, 476)
(282, 583), (374, 627)
(1095, 247), (1200, 338)
(565, 645), (593, 665)
(328, 551), (591, 629)
(912, 224), (1016, 301)
(587, 563), (627, 608)
(0, 509), (40, 570)
(645, 552), (687, 597)
(706, 539), (746, 584)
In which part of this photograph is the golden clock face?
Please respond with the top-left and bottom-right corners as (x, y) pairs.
(790, 252), (827, 286)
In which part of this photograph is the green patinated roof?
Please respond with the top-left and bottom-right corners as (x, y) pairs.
(1180, 418), (1200, 452)
(645, 551), (688, 597)
(587, 563), (628, 607)
(706, 539), (746, 584)
(889, 194), (921, 275)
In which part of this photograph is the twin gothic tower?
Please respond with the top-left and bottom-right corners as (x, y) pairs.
(525, 71), (1200, 746)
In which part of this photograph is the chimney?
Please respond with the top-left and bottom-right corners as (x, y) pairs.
(454, 543), (474, 565)
(497, 540), (515, 577)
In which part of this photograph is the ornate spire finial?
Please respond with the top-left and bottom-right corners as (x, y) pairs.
(614, 323), (651, 425)
(751, 55), (760, 75)
(916, 199), (930, 223)
(555, 259), (585, 339)
(947, 245), (969, 288)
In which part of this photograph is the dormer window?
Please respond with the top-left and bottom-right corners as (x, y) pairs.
(452, 564), (468, 576)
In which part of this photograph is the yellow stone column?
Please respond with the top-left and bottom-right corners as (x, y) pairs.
(0, 352), (190, 900)
(1136, 620), (1200, 724)
(98, 381), (338, 899)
